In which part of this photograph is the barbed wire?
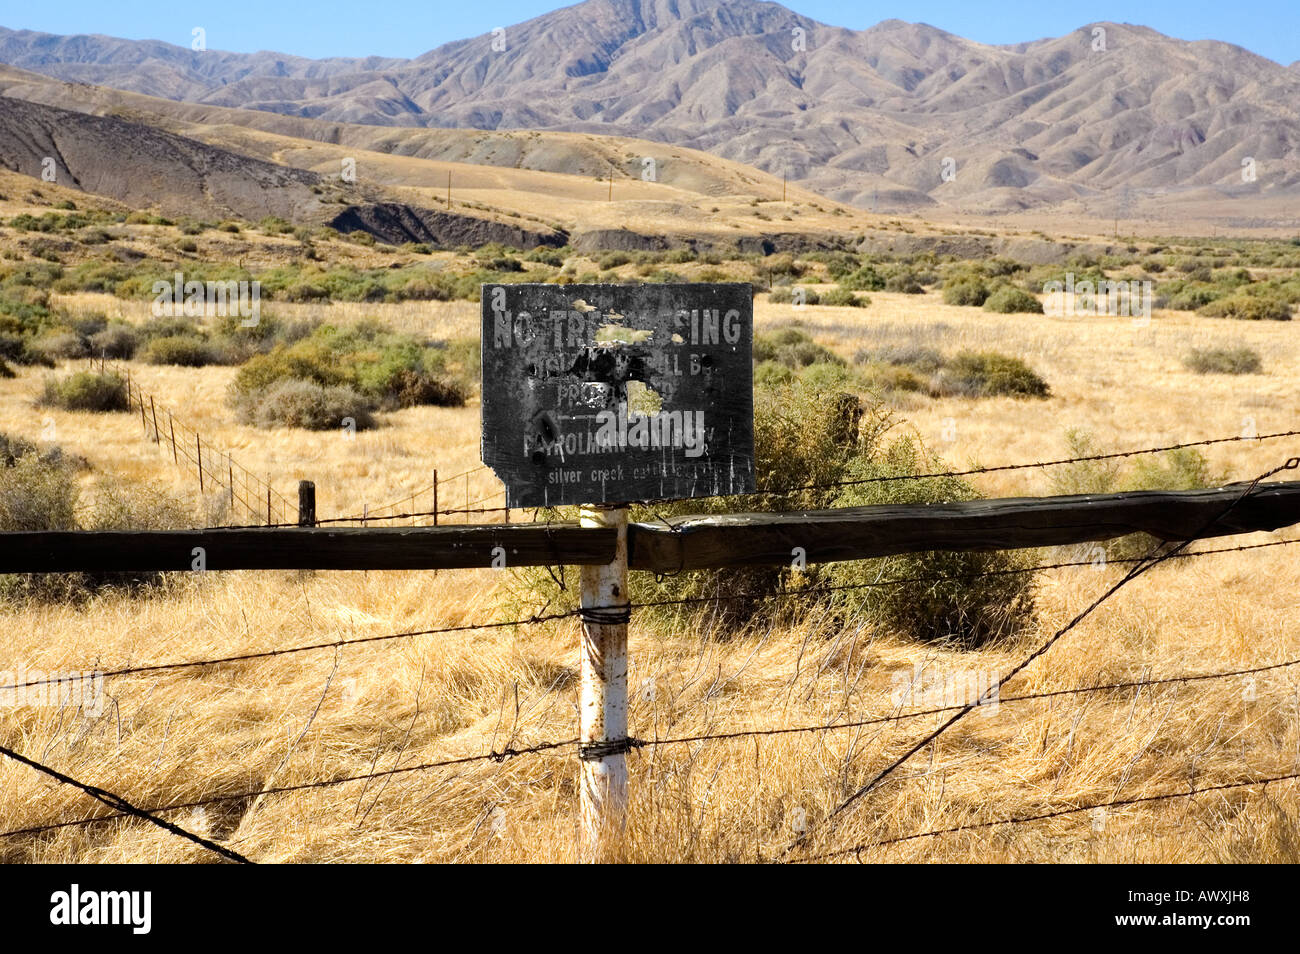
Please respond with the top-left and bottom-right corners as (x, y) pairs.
(783, 455), (1300, 856)
(0, 737), (576, 842)
(0, 608), (580, 694)
(730, 429), (1300, 500)
(791, 771), (1300, 862)
(624, 536), (1300, 613)
(0, 742), (252, 863)
(186, 426), (1300, 531)
(626, 655), (1300, 751)
(4, 537), (1292, 696)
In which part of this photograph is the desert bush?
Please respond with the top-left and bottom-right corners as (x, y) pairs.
(0, 450), (77, 531)
(234, 378), (377, 431)
(142, 335), (217, 367)
(29, 331), (88, 360)
(822, 286), (866, 307)
(942, 278), (989, 307)
(839, 265), (885, 291)
(1197, 295), (1292, 321)
(767, 286), (821, 305)
(38, 371), (128, 412)
(597, 252), (632, 270)
(229, 321), (471, 421)
(515, 376), (1036, 643)
(856, 345), (945, 375)
(930, 351), (1050, 398)
(884, 272), (925, 294)
(87, 324), (138, 359)
(983, 285), (1043, 314)
(1, 447), (193, 601)
(753, 327), (843, 368)
(1049, 430), (1223, 561)
(1182, 346), (1262, 374)
(825, 439), (1037, 646)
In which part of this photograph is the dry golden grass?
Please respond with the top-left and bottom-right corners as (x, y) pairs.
(1, 290), (1298, 863)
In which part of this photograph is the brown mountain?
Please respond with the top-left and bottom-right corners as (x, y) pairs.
(2, 1), (1299, 214)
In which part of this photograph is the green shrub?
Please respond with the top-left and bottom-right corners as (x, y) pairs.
(515, 377), (1036, 643)
(1182, 346), (1262, 374)
(142, 335), (218, 367)
(0, 452), (77, 531)
(840, 265), (885, 291)
(942, 278), (989, 307)
(234, 379), (377, 431)
(825, 439), (1037, 646)
(1049, 431), (1224, 561)
(753, 327), (843, 368)
(38, 371), (129, 412)
(983, 285), (1043, 314)
(87, 325), (138, 360)
(930, 351), (1050, 398)
(597, 252), (632, 269)
(822, 286), (866, 307)
(1197, 295), (1291, 321)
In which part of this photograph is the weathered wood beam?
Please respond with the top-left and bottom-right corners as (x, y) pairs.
(0, 524), (614, 573)
(625, 481), (1300, 571)
(1, 482), (1297, 574)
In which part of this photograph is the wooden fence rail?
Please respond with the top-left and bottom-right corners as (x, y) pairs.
(4, 481), (1298, 574)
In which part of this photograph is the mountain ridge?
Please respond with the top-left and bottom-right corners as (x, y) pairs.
(2, 3), (1299, 214)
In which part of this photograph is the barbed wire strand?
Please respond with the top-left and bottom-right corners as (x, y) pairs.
(0, 609), (581, 694)
(3, 538), (1293, 696)
(793, 771), (1300, 862)
(0, 743), (252, 863)
(0, 737), (576, 842)
(750, 429), (1300, 499)
(630, 654), (1300, 749)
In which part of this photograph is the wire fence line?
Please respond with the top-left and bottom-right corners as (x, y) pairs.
(6, 410), (1299, 860)
(93, 358), (298, 526)
(5, 533), (1298, 852)
(781, 455), (1299, 858)
(0, 738), (578, 845)
(4, 536), (1294, 697)
(0, 743), (252, 864)
(748, 428), (1300, 498)
(6, 643), (1299, 850)
(790, 772), (1300, 863)
(194, 424), (1300, 532)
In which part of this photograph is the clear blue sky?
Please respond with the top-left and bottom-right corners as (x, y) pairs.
(5, 0), (1298, 65)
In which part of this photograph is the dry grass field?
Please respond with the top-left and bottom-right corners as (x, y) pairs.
(2, 283), (1297, 863)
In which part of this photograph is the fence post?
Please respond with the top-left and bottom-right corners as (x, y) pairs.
(149, 396), (159, 443)
(298, 480), (316, 527)
(432, 470), (438, 526)
(196, 434), (204, 493)
(578, 503), (630, 862)
(228, 460), (235, 513)
(267, 487), (272, 526)
(168, 413), (178, 464)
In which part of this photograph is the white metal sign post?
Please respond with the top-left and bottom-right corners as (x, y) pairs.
(578, 504), (629, 861)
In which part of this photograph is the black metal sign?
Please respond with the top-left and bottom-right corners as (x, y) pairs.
(481, 283), (755, 508)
